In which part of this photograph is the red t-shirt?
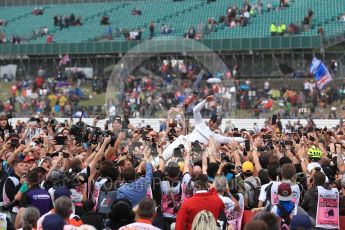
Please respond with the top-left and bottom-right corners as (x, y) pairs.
(175, 188), (225, 230)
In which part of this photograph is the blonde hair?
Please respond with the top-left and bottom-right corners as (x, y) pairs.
(191, 210), (218, 230)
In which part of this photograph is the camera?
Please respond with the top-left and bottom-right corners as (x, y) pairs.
(192, 140), (202, 153)
(173, 144), (185, 158)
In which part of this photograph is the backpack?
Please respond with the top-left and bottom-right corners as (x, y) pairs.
(277, 203), (293, 230)
(97, 183), (117, 215)
(245, 178), (261, 209)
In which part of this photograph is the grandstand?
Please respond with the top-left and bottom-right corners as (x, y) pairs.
(0, 0), (344, 78)
(0, 0), (344, 51)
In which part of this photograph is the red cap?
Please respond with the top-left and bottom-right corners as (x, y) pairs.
(24, 156), (35, 162)
(278, 183), (292, 201)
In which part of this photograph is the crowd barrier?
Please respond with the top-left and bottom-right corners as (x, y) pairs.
(9, 118), (341, 131)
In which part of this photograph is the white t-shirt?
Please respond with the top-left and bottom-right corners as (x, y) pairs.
(219, 194), (235, 213)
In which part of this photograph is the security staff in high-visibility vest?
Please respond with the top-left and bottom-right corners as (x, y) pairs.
(280, 23), (286, 33)
(277, 24), (283, 36)
(270, 23), (277, 36)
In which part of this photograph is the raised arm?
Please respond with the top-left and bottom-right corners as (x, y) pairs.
(193, 99), (207, 124)
(193, 96), (214, 124)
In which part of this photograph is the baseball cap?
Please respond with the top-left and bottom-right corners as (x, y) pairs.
(42, 214), (65, 230)
(54, 186), (71, 201)
(242, 161), (254, 173)
(278, 183), (292, 201)
(24, 156), (35, 163)
(290, 214), (313, 230)
(38, 156), (52, 166)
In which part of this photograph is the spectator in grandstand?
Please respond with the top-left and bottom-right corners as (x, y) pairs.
(0, 19), (7, 26)
(41, 26), (48, 36)
(70, 13), (76, 26)
(32, 7), (44, 16)
(75, 16), (82, 26)
(53, 15), (58, 27)
(132, 8), (142, 16)
(101, 15), (110, 25)
(64, 16), (70, 28)
(287, 22), (297, 35)
(303, 16), (310, 31)
(160, 24), (173, 35)
(185, 26), (196, 39)
(149, 21), (155, 39)
(317, 26), (324, 37)
(0, 31), (7, 43)
(58, 16), (63, 30)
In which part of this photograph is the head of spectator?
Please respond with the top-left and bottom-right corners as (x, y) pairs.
(108, 199), (135, 229)
(290, 214), (313, 230)
(54, 196), (73, 219)
(39, 156), (52, 172)
(242, 161), (254, 178)
(0, 114), (8, 129)
(122, 165), (136, 182)
(281, 163), (296, 181)
(112, 116), (122, 131)
(13, 159), (28, 177)
(166, 161), (180, 182)
(191, 210), (218, 230)
(244, 220), (268, 230)
(118, 156), (132, 171)
(253, 212), (280, 230)
(21, 206), (40, 230)
(26, 169), (40, 188)
(194, 174), (209, 191)
(99, 160), (119, 181)
(42, 214), (65, 230)
(137, 198), (157, 221)
(312, 171), (326, 187)
(213, 176), (228, 195)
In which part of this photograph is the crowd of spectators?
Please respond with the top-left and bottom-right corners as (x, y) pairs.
(53, 14), (82, 30)
(109, 60), (345, 119)
(0, 67), (89, 117)
(0, 93), (343, 230)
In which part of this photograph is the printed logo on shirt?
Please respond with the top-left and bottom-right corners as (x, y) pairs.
(33, 194), (51, 200)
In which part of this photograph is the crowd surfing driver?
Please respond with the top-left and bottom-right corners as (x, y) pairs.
(162, 95), (245, 161)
